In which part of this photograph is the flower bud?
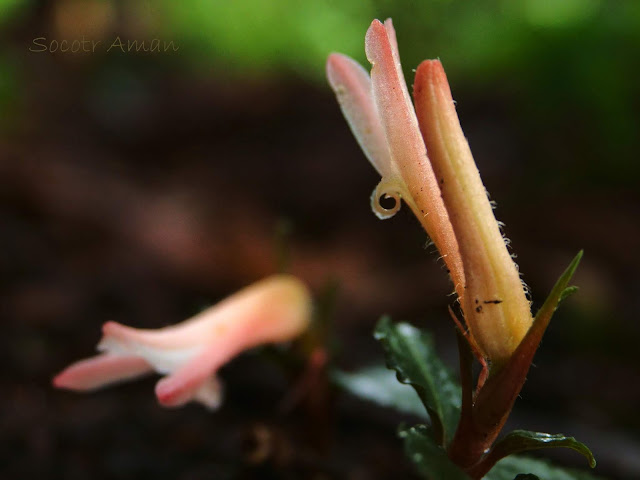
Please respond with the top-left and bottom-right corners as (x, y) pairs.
(413, 60), (532, 365)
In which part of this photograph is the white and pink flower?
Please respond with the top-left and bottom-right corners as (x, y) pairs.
(53, 275), (312, 409)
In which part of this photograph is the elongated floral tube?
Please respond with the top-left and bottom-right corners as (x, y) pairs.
(327, 19), (465, 301)
(54, 275), (312, 409)
(413, 61), (532, 365)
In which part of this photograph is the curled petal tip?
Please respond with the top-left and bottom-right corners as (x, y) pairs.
(371, 178), (404, 219)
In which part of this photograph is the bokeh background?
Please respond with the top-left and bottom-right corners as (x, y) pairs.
(1, 1), (639, 479)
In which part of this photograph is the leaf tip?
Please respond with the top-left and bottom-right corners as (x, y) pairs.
(559, 285), (579, 303)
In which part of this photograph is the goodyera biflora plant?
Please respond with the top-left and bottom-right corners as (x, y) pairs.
(328, 19), (595, 480)
(54, 275), (311, 409)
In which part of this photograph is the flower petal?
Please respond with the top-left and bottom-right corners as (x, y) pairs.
(154, 347), (226, 409)
(192, 376), (224, 409)
(364, 18), (423, 183)
(53, 353), (152, 391)
(382, 18), (402, 78)
(99, 322), (200, 374)
(326, 53), (392, 178)
(365, 19), (465, 300)
(326, 51), (407, 221)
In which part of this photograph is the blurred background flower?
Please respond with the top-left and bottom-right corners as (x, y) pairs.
(1, 1), (639, 479)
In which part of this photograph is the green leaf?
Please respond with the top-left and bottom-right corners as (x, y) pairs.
(332, 365), (429, 419)
(374, 317), (461, 446)
(470, 430), (596, 478)
(535, 251), (583, 324)
(400, 424), (469, 480)
(559, 286), (579, 302)
(485, 455), (606, 480)
(514, 475), (539, 480)
(485, 430), (596, 470)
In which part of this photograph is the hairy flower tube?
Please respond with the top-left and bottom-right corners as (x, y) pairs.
(327, 19), (532, 368)
(53, 275), (312, 409)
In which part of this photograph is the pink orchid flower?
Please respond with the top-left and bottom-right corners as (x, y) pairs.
(53, 275), (312, 409)
(327, 19), (532, 367)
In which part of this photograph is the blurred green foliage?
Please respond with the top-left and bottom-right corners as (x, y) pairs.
(2, 0), (639, 185)
(158, 0), (375, 78)
(157, 0), (640, 187)
(0, 0), (25, 26)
